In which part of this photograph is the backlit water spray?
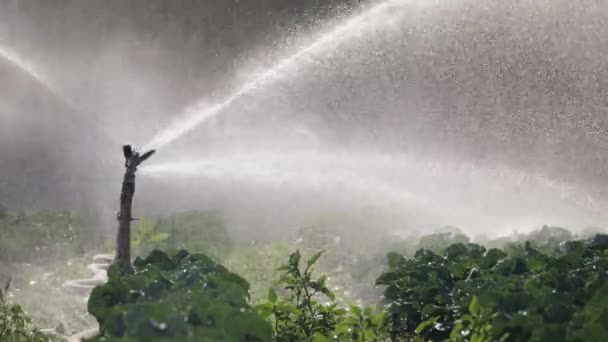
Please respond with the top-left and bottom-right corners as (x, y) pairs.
(144, 0), (428, 151)
(142, 151), (608, 236)
(0, 45), (47, 86)
(0, 44), (77, 109)
(0, 43), (122, 143)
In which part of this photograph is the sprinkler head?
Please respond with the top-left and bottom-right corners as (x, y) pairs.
(123, 145), (133, 159)
(139, 149), (156, 163)
(122, 144), (154, 167)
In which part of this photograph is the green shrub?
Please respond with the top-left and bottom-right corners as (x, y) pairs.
(225, 241), (293, 303)
(0, 210), (89, 263)
(87, 250), (271, 341)
(256, 250), (388, 342)
(256, 250), (341, 341)
(332, 304), (388, 342)
(377, 234), (608, 341)
(417, 229), (470, 253)
(0, 278), (52, 342)
(134, 211), (232, 261)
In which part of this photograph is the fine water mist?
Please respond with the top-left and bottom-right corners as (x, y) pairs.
(0, 45), (49, 91)
(0, 42), (124, 147)
(0, 44), (81, 116)
(135, 0), (608, 240)
(141, 148), (608, 237)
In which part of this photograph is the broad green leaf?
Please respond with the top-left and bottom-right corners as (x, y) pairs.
(334, 308), (348, 316)
(268, 287), (278, 303)
(449, 263), (467, 279)
(350, 305), (362, 317)
(255, 303), (271, 311)
(469, 295), (480, 316)
(335, 323), (351, 334)
(323, 287), (336, 301)
(257, 306), (273, 319)
(314, 333), (331, 342)
(421, 304), (441, 318)
(386, 252), (403, 269)
(289, 250), (301, 268)
(4, 277), (11, 294)
(150, 232), (170, 242)
(307, 250), (325, 269)
(415, 316), (439, 334)
(284, 303), (302, 316)
(371, 312), (385, 327)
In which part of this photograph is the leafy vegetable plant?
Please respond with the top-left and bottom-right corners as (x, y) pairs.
(256, 250), (342, 341)
(377, 234), (608, 341)
(87, 249), (271, 341)
(257, 250), (388, 342)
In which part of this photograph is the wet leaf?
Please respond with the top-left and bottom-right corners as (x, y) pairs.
(268, 287), (278, 303)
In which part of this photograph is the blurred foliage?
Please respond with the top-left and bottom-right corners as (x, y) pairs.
(417, 230), (470, 254)
(132, 218), (170, 253)
(331, 304), (388, 342)
(377, 234), (608, 341)
(2, 257), (97, 338)
(133, 211), (232, 261)
(0, 210), (91, 263)
(88, 249), (271, 342)
(0, 278), (56, 342)
(225, 241), (293, 304)
(293, 210), (394, 303)
(0, 209), (104, 336)
(256, 250), (340, 341)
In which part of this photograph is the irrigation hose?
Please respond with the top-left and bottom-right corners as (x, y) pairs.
(61, 253), (114, 342)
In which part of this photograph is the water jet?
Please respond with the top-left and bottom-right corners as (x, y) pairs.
(141, 149), (608, 237)
(0, 44), (122, 145)
(144, 0), (431, 151)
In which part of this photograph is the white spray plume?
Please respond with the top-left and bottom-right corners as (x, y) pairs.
(144, 0), (430, 151)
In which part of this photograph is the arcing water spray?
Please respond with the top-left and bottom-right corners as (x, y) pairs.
(144, 0), (429, 151)
(0, 44), (122, 144)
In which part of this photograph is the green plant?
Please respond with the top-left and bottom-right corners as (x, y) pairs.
(295, 211), (394, 304)
(225, 241), (292, 303)
(447, 295), (508, 342)
(88, 249), (271, 341)
(132, 218), (170, 255)
(256, 250), (343, 341)
(0, 278), (50, 342)
(0, 210), (90, 263)
(417, 230), (470, 253)
(377, 234), (608, 341)
(333, 305), (387, 342)
(256, 249), (390, 341)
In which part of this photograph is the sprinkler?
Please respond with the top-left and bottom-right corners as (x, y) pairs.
(116, 144), (155, 265)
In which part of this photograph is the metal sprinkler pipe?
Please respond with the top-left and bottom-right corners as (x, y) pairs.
(116, 144), (156, 265)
